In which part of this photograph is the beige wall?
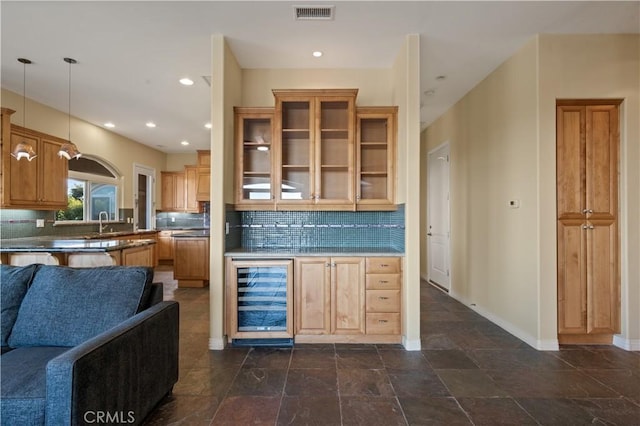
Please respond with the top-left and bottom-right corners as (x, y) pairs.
(424, 37), (540, 345)
(165, 153), (197, 172)
(538, 34), (640, 349)
(2, 89), (167, 208)
(241, 69), (393, 107)
(423, 33), (640, 350)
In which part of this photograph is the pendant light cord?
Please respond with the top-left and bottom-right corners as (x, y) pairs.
(22, 60), (26, 128)
(68, 59), (71, 141)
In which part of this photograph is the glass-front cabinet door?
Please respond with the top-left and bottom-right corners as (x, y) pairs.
(277, 98), (313, 204)
(274, 89), (357, 209)
(356, 107), (397, 209)
(234, 107), (275, 210)
(315, 97), (355, 207)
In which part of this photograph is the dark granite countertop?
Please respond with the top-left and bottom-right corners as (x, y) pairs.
(225, 247), (403, 257)
(0, 238), (156, 253)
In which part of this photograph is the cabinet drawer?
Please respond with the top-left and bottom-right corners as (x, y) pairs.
(366, 273), (400, 290)
(366, 257), (401, 274)
(366, 313), (401, 335)
(366, 290), (400, 313)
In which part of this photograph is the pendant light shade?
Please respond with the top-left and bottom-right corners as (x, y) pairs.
(11, 58), (37, 161)
(58, 57), (81, 160)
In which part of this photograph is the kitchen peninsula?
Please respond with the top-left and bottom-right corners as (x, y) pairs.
(0, 237), (156, 267)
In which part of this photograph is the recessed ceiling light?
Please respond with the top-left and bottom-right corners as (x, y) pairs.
(146, 122), (156, 128)
(179, 78), (194, 86)
(180, 140), (190, 146)
(204, 123), (212, 129)
(312, 51), (323, 58)
(104, 122), (115, 128)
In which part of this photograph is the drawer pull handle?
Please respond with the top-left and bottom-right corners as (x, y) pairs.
(379, 280), (389, 284)
(378, 296), (389, 300)
(379, 320), (388, 323)
(380, 264), (389, 267)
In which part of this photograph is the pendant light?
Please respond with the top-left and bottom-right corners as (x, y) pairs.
(11, 58), (37, 161)
(58, 57), (81, 160)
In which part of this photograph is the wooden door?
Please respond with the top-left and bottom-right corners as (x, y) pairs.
(9, 131), (39, 205)
(295, 257), (331, 334)
(585, 104), (619, 334)
(184, 166), (199, 212)
(557, 100), (620, 342)
(39, 136), (67, 207)
(331, 257), (365, 335)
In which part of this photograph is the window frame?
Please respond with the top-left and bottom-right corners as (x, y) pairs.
(55, 170), (123, 224)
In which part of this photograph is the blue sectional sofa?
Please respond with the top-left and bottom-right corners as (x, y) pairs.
(0, 264), (179, 426)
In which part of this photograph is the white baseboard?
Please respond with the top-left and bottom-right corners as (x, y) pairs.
(613, 335), (640, 351)
(402, 336), (422, 351)
(449, 294), (559, 351)
(208, 337), (226, 350)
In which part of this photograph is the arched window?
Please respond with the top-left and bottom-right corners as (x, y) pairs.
(56, 156), (122, 222)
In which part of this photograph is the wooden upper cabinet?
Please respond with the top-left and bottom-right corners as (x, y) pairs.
(195, 150), (210, 201)
(184, 165), (199, 212)
(1, 123), (68, 210)
(160, 171), (189, 212)
(233, 90), (397, 211)
(274, 89), (357, 210)
(234, 107), (276, 210)
(356, 107), (397, 210)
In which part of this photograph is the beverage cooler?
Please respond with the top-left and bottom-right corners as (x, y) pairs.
(226, 258), (293, 346)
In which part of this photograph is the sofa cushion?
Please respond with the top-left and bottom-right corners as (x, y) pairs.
(8, 266), (153, 348)
(0, 264), (38, 347)
(0, 346), (69, 426)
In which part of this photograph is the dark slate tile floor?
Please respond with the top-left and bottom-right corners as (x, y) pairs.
(144, 266), (640, 425)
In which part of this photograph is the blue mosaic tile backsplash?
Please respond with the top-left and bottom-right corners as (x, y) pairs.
(232, 205), (404, 251)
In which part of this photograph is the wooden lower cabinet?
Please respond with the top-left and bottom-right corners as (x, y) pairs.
(173, 237), (209, 287)
(157, 231), (175, 262)
(294, 256), (401, 344)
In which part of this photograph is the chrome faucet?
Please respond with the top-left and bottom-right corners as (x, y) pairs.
(98, 211), (109, 234)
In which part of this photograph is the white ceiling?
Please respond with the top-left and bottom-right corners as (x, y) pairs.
(2, 1), (638, 154)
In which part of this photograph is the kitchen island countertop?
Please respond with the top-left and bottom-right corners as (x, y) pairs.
(0, 238), (156, 253)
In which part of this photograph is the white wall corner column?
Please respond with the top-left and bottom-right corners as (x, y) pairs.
(394, 34), (422, 350)
(209, 34), (227, 350)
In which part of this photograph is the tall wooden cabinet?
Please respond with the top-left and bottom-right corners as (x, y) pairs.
(557, 100), (621, 344)
(1, 123), (68, 209)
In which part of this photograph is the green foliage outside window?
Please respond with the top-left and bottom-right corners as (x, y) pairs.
(56, 183), (84, 221)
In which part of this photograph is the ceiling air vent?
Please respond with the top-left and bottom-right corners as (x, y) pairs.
(293, 5), (334, 20)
